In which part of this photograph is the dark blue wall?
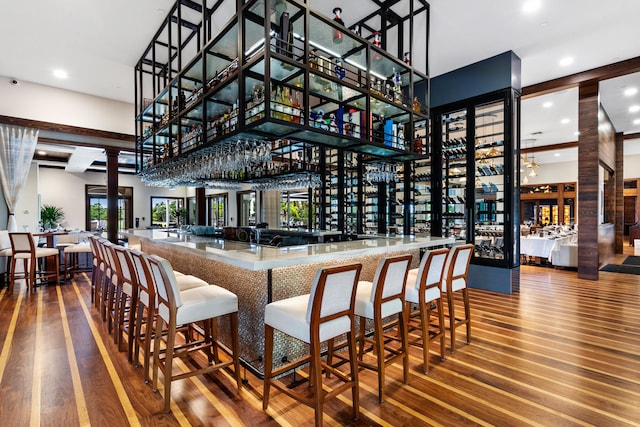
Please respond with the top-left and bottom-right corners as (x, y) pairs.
(431, 51), (521, 108)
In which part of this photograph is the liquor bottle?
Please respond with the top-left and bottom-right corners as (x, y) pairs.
(373, 31), (382, 47)
(292, 91), (301, 124)
(282, 86), (292, 120)
(334, 58), (346, 80)
(403, 52), (411, 65)
(332, 7), (344, 44)
(309, 48), (318, 70)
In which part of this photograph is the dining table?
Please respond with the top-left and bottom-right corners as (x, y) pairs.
(520, 233), (577, 263)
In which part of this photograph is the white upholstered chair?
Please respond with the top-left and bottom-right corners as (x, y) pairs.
(263, 263), (362, 426)
(442, 244), (474, 353)
(148, 254), (241, 413)
(9, 232), (60, 292)
(353, 254), (412, 403)
(405, 248), (450, 373)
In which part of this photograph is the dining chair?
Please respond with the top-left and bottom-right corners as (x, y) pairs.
(9, 232), (60, 292)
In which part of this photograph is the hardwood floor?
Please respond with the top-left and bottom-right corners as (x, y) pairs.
(1, 250), (639, 426)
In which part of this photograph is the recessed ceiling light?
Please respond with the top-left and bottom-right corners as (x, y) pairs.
(554, 153), (560, 157)
(629, 105), (640, 113)
(543, 101), (553, 108)
(634, 118), (640, 125)
(560, 118), (570, 124)
(559, 57), (574, 67)
(53, 69), (68, 79)
(574, 131), (580, 136)
(522, 0), (542, 13)
(38, 150), (47, 155)
(624, 87), (638, 97)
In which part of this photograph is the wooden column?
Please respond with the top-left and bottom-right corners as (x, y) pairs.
(196, 187), (206, 225)
(577, 81), (599, 280)
(105, 147), (120, 243)
(615, 132), (624, 253)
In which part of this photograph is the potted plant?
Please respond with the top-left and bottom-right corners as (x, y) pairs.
(40, 204), (65, 230)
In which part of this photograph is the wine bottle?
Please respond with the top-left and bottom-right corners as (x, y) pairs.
(332, 8), (344, 44)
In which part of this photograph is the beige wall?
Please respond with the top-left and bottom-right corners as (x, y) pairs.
(0, 75), (133, 135)
(13, 164), (187, 232)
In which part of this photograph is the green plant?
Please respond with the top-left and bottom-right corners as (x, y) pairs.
(40, 204), (65, 230)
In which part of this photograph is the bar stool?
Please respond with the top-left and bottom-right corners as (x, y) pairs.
(0, 230), (12, 287)
(353, 254), (412, 403)
(442, 244), (474, 353)
(404, 248), (449, 373)
(113, 245), (137, 360)
(129, 250), (210, 383)
(130, 249), (157, 383)
(101, 241), (120, 334)
(263, 263), (362, 426)
(87, 236), (100, 302)
(148, 254), (241, 413)
(9, 232), (60, 292)
(63, 238), (93, 281)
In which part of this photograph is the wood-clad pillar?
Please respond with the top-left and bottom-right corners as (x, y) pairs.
(196, 187), (206, 225)
(105, 147), (120, 243)
(615, 132), (624, 253)
(577, 81), (599, 280)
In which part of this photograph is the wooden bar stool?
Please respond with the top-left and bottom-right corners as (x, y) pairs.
(404, 248), (450, 373)
(352, 254), (412, 403)
(87, 236), (101, 303)
(9, 232), (60, 292)
(130, 249), (157, 384)
(63, 238), (93, 281)
(442, 244), (474, 353)
(113, 245), (137, 360)
(263, 263), (362, 426)
(0, 230), (12, 288)
(148, 254), (241, 413)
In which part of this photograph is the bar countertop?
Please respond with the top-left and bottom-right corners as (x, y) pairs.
(125, 229), (455, 271)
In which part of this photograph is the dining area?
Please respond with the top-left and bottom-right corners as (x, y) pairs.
(519, 226), (578, 266)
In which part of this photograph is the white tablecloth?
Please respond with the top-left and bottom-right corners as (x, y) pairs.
(520, 234), (576, 261)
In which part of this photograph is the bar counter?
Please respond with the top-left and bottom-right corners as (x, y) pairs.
(125, 229), (454, 376)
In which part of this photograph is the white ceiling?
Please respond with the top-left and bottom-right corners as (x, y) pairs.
(1, 0), (640, 167)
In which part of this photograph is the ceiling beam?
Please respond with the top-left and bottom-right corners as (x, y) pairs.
(0, 115), (135, 143)
(521, 141), (578, 154)
(522, 56), (640, 98)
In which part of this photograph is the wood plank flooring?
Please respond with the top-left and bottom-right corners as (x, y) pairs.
(0, 250), (639, 426)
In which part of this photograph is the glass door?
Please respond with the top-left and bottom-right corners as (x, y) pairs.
(474, 100), (505, 259)
(441, 108), (468, 240)
(238, 191), (256, 226)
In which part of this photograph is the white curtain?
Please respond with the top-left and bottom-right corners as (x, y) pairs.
(0, 125), (39, 231)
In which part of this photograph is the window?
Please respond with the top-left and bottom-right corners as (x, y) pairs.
(280, 190), (312, 229)
(237, 191), (256, 226)
(208, 194), (227, 227)
(85, 185), (133, 232)
(187, 197), (197, 225)
(151, 197), (185, 228)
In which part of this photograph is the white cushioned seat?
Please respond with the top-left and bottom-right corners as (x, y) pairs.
(353, 254), (412, 403)
(173, 284), (238, 325)
(403, 248), (450, 373)
(405, 270), (441, 304)
(263, 263), (362, 426)
(176, 274), (208, 291)
(147, 254), (241, 412)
